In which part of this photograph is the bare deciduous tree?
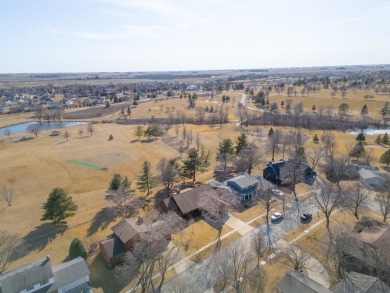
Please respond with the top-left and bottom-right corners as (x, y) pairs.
(195, 132), (201, 150)
(266, 130), (281, 162)
(376, 191), (390, 222)
(237, 106), (248, 127)
(234, 143), (262, 175)
(321, 131), (337, 159)
(311, 181), (343, 228)
(306, 146), (325, 171)
(213, 241), (263, 293)
(27, 123), (41, 137)
(78, 128), (84, 138)
(106, 179), (143, 219)
(157, 158), (180, 196)
(115, 212), (186, 293)
(345, 183), (370, 219)
(87, 123), (94, 136)
(64, 130), (70, 141)
(0, 231), (19, 273)
(280, 244), (311, 272)
(3, 128), (11, 140)
(251, 230), (266, 267)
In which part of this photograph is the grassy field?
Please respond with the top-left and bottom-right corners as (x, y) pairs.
(1, 86), (390, 292)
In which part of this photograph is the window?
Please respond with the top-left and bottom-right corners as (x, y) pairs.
(40, 279), (49, 286)
(26, 285), (35, 291)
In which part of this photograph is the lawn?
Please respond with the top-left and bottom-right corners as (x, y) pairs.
(231, 203), (266, 222)
(172, 219), (233, 256)
(189, 231), (241, 262)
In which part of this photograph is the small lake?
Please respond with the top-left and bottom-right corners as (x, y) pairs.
(0, 121), (88, 137)
(348, 128), (390, 136)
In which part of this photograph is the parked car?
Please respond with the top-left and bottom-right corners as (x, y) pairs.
(271, 212), (284, 221)
(300, 213), (312, 222)
(271, 189), (284, 197)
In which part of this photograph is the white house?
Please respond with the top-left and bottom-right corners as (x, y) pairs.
(0, 256), (91, 293)
(65, 99), (74, 107)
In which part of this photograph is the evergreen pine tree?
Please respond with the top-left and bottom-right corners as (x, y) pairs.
(41, 188), (78, 223)
(137, 161), (156, 198)
(383, 133), (389, 145)
(379, 149), (390, 167)
(356, 132), (366, 142)
(361, 104), (368, 116)
(312, 105), (316, 112)
(69, 238), (87, 259)
(375, 135), (381, 145)
(313, 134), (319, 143)
(268, 127), (274, 137)
(181, 148), (207, 185)
(235, 133), (249, 154)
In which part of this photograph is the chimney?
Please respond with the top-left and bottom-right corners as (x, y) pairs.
(137, 213), (143, 224)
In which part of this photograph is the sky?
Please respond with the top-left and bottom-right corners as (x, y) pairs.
(0, 0), (389, 73)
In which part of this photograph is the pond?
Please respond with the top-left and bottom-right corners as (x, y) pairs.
(0, 121), (88, 137)
(348, 128), (390, 136)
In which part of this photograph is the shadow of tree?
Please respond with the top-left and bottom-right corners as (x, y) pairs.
(89, 254), (131, 293)
(213, 166), (236, 182)
(12, 222), (68, 261)
(87, 207), (118, 237)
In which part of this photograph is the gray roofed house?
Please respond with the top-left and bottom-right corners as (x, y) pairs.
(0, 256), (90, 293)
(225, 174), (273, 200)
(276, 271), (331, 293)
(333, 271), (390, 293)
(0, 256), (54, 293)
(161, 185), (235, 215)
(358, 169), (384, 188)
(51, 257), (90, 293)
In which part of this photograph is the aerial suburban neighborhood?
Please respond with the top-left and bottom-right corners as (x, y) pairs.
(1, 0), (390, 293)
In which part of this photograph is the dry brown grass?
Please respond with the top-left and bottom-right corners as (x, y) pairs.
(283, 213), (325, 242)
(189, 231), (241, 262)
(172, 220), (233, 256)
(261, 254), (292, 293)
(231, 203), (266, 222)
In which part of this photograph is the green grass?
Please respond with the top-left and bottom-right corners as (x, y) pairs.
(68, 160), (103, 170)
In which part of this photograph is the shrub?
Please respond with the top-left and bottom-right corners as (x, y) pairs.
(69, 238), (87, 259)
(108, 134), (114, 140)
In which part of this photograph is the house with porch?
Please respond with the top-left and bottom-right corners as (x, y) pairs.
(224, 174), (273, 201)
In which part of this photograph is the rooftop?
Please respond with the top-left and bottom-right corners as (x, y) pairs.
(51, 257), (90, 291)
(277, 271), (331, 293)
(0, 256), (53, 293)
(333, 271), (390, 293)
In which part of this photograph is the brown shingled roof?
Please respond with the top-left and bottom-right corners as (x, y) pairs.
(172, 185), (233, 214)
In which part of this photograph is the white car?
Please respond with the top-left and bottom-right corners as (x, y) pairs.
(271, 212), (284, 221)
(271, 189), (284, 197)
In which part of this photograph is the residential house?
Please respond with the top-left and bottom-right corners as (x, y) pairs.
(356, 165), (389, 189)
(263, 160), (315, 186)
(277, 270), (390, 293)
(0, 256), (90, 293)
(341, 217), (390, 283)
(333, 271), (390, 293)
(358, 169), (384, 188)
(160, 185), (234, 217)
(276, 271), (331, 293)
(225, 174), (273, 201)
(99, 216), (165, 265)
(186, 85), (198, 91)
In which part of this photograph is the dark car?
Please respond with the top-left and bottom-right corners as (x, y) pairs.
(300, 213), (312, 222)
